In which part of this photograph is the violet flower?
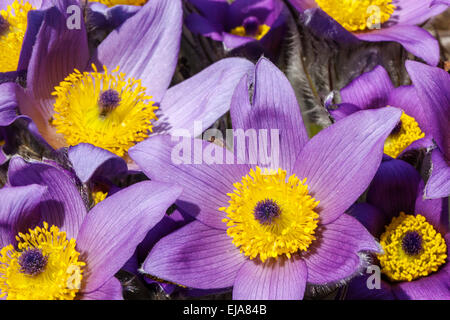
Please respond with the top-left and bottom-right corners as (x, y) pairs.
(0, 156), (182, 299)
(186, 0), (285, 51)
(328, 60), (450, 199)
(0, 0), (53, 80)
(345, 158), (449, 300)
(0, 0), (253, 165)
(288, 0), (449, 66)
(66, 142), (130, 205)
(129, 58), (402, 300)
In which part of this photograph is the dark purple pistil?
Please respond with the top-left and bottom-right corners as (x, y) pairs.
(254, 199), (281, 225)
(242, 16), (260, 36)
(402, 231), (423, 256)
(99, 89), (120, 115)
(391, 120), (403, 136)
(19, 248), (48, 276)
(0, 16), (9, 35)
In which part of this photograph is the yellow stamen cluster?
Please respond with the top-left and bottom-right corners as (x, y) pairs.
(52, 64), (158, 157)
(315, 0), (395, 32)
(378, 213), (447, 282)
(89, 0), (148, 7)
(383, 112), (425, 158)
(230, 24), (271, 40)
(0, 1), (35, 73)
(220, 167), (320, 263)
(0, 222), (85, 300)
(92, 190), (108, 205)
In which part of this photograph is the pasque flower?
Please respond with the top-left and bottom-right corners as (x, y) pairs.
(328, 60), (450, 199)
(129, 58), (402, 299)
(287, 0), (449, 66)
(185, 0), (285, 50)
(0, 156), (182, 299)
(0, 0), (53, 77)
(345, 159), (449, 299)
(0, 0), (253, 163)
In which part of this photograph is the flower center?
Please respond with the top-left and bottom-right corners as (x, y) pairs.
(401, 231), (422, 256)
(253, 199), (281, 225)
(18, 248), (48, 276)
(0, 222), (85, 300)
(378, 213), (447, 282)
(383, 111), (425, 158)
(230, 16), (270, 40)
(89, 0), (148, 6)
(315, 0), (395, 32)
(0, 1), (35, 73)
(99, 89), (121, 115)
(220, 167), (320, 263)
(52, 64), (158, 158)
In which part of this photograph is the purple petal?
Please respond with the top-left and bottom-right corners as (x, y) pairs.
(129, 135), (251, 230)
(393, 270), (450, 300)
(293, 107), (402, 225)
(299, 8), (359, 44)
(88, 3), (140, 30)
(367, 159), (421, 220)
(17, 8), (46, 72)
(356, 25), (440, 66)
(347, 203), (387, 238)
(425, 148), (450, 199)
(142, 221), (246, 289)
(158, 57), (253, 135)
(185, 13), (224, 41)
(136, 209), (194, 262)
(405, 60), (450, 159)
(0, 83), (20, 126)
(391, 0), (448, 25)
(80, 277), (123, 300)
(93, 0), (182, 103)
(339, 65), (394, 109)
(345, 274), (395, 300)
(230, 58), (309, 173)
(8, 157), (87, 239)
(304, 214), (380, 285)
(0, 185), (46, 248)
(68, 143), (127, 184)
(228, 0), (284, 27)
(188, 0), (228, 27)
(232, 256), (307, 300)
(222, 32), (255, 49)
(431, 0), (450, 5)
(415, 180), (449, 235)
(387, 85), (431, 136)
(76, 181), (182, 293)
(329, 103), (362, 121)
(23, 0), (89, 128)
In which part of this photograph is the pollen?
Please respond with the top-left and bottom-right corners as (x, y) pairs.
(315, 0), (395, 32)
(230, 16), (271, 41)
(51, 64), (158, 158)
(0, 1), (35, 73)
(89, 0), (148, 7)
(220, 167), (320, 263)
(383, 112), (425, 158)
(0, 222), (85, 300)
(92, 190), (108, 205)
(378, 213), (447, 282)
